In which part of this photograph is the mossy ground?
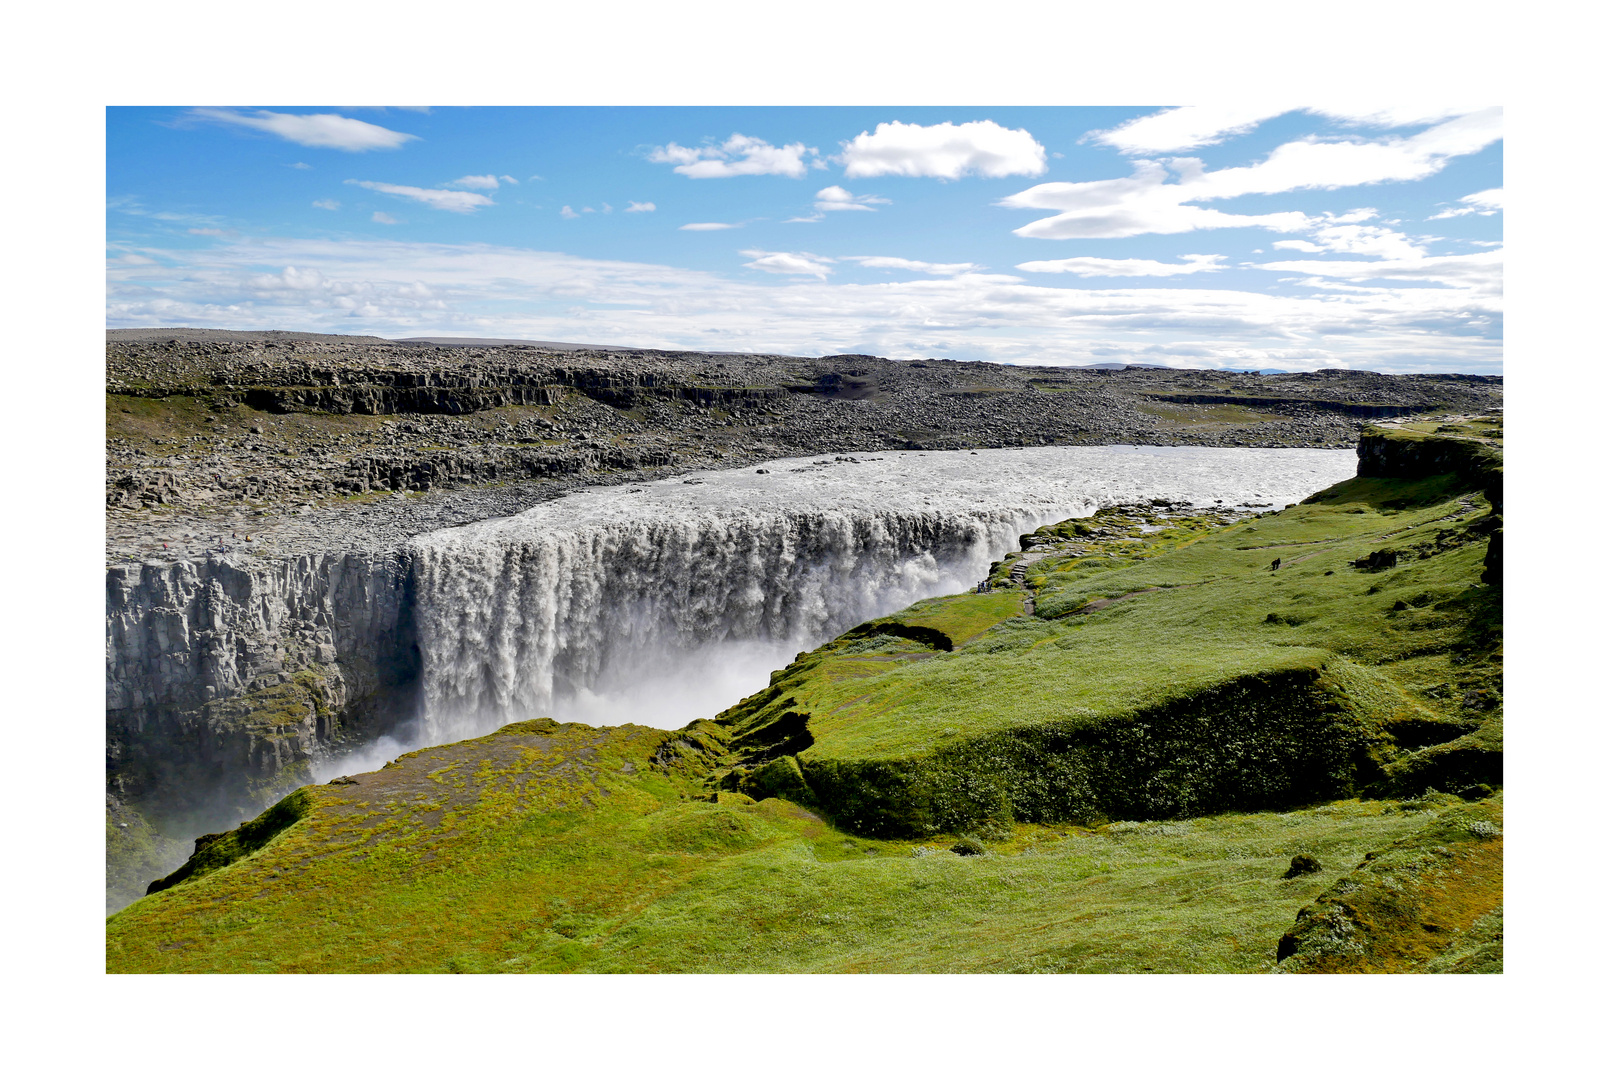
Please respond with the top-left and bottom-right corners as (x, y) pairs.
(713, 470), (1499, 837)
(107, 715), (1459, 973)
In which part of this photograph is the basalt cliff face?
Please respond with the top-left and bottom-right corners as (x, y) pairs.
(106, 552), (417, 836)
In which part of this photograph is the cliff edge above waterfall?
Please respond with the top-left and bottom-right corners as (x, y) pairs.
(106, 330), (1501, 566)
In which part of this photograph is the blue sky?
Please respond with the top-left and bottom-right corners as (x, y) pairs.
(107, 106), (1502, 372)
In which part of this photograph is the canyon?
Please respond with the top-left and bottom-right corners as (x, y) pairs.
(104, 330), (1500, 915)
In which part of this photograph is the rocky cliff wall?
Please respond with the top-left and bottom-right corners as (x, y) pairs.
(106, 552), (417, 828)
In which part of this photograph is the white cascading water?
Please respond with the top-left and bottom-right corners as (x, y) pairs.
(395, 445), (1357, 749)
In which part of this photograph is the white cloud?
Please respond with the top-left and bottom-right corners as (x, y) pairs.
(312, 199), (341, 211)
(1428, 187), (1504, 219)
(1093, 106), (1491, 156)
(1017, 254), (1227, 277)
(741, 250), (834, 278)
(372, 212), (400, 225)
(648, 134), (817, 178)
(1311, 106), (1486, 128)
(500, 175), (519, 185)
(679, 222), (738, 231)
(1255, 249), (1501, 293)
(188, 228), (228, 237)
(1272, 211), (1428, 259)
(104, 236), (1501, 373)
(560, 206), (579, 219)
(190, 108), (418, 151)
(625, 201), (656, 213)
(347, 180), (493, 213)
(1184, 109), (1503, 201)
(1003, 111), (1502, 241)
(814, 185), (890, 213)
(288, 162), (312, 170)
(449, 174), (502, 190)
(844, 256), (981, 276)
(1091, 108), (1295, 154)
(1000, 160), (1311, 239)
(840, 120), (1046, 179)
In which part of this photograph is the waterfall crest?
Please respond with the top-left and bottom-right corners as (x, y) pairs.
(404, 445), (1358, 743)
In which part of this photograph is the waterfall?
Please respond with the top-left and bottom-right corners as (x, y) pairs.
(403, 446), (1358, 744)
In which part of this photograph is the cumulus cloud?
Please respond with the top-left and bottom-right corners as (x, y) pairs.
(560, 206), (579, 219)
(1016, 253), (1227, 277)
(844, 256), (981, 276)
(648, 133), (817, 178)
(814, 186), (890, 213)
(679, 222), (738, 231)
(625, 201), (656, 213)
(347, 180), (493, 213)
(1002, 111), (1502, 241)
(741, 250), (834, 278)
(449, 174), (502, 190)
(104, 236), (1501, 373)
(312, 199), (341, 210)
(1428, 187), (1504, 219)
(840, 120), (1046, 179)
(189, 108), (418, 151)
(372, 212), (400, 224)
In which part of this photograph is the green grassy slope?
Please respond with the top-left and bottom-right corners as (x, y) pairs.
(107, 715), (1460, 973)
(717, 465), (1500, 838)
(107, 425), (1502, 973)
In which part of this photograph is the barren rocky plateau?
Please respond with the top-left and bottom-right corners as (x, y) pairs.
(106, 328), (1502, 565)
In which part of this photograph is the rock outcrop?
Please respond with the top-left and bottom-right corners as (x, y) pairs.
(106, 551), (417, 830)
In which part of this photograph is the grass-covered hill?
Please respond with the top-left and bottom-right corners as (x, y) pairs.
(106, 422), (1502, 973)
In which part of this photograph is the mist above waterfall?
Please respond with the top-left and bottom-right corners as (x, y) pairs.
(317, 445), (1354, 775)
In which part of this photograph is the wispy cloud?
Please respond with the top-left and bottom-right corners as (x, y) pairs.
(814, 186), (889, 213)
(625, 201), (656, 213)
(288, 162), (312, 170)
(1428, 188), (1503, 219)
(1091, 106), (1486, 155)
(1002, 110), (1502, 241)
(648, 134), (818, 178)
(1017, 254), (1227, 277)
(104, 236), (1502, 372)
(189, 109), (418, 151)
(741, 249), (834, 278)
(840, 120), (1046, 179)
(312, 199), (341, 211)
(561, 206), (579, 219)
(347, 180), (493, 213)
(372, 212), (400, 225)
(1256, 249), (1501, 292)
(679, 221), (738, 231)
(448, 174), (502, 190)
(844, 256), (980, 276)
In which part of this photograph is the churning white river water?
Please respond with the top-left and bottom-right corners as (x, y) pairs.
(315, 444), (1355, 777)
